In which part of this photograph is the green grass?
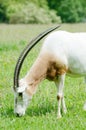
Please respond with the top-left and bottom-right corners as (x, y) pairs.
(0, 23), (86, 130)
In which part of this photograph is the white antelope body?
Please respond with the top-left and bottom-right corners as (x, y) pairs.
(14, 30), (86, 118)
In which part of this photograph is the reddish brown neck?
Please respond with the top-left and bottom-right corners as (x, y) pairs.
(25, 54), (49, 86)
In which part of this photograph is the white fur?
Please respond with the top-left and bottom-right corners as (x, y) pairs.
(42, 31), (86, 76)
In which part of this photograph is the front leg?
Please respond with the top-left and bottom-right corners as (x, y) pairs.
(55, 74), (67, 118)
(62, 96), (67, 114)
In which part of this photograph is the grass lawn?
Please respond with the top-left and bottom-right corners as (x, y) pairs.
(0, 23), (86, 130)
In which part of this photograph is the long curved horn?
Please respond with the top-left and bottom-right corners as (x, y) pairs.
(13, 25), (60, 91)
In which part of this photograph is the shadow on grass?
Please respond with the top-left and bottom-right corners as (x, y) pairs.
(26, 102), (56, 117)
(0, 101), (56, 118)
(0, 107), (14, 118)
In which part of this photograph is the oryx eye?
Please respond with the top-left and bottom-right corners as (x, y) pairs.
(19, 93), (23, 97)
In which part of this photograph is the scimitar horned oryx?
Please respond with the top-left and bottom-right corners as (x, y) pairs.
(13, 25), (86, 118)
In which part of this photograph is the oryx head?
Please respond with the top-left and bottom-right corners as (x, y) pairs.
(13, 25), (60, 116)
(14, 79), (32, 116)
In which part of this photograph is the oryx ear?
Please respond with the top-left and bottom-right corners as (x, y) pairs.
(17, 86), (26, 93)
(17, 78), (28, 93)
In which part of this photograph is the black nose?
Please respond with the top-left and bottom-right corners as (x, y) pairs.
(16, 113), (20, 117)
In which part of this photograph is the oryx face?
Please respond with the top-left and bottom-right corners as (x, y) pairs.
(14, 79), (32, 116)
